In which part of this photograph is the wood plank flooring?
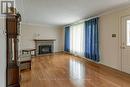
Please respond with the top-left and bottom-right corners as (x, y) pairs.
(20, 53), (130, 87)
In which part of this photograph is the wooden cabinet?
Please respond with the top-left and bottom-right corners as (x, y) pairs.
(6, 14), (21, 87)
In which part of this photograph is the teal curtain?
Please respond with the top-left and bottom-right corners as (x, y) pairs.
(85, 18), (100, 62)
(64, 26), (70, 52)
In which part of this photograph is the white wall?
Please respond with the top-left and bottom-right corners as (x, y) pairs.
(100, 6), (130, 70)
(20, 24), (64, 52)
(0, 17), (6, 87)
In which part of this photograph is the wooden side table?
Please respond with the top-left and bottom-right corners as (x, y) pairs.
(22, 49), (36, 56)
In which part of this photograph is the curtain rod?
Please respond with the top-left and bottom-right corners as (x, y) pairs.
(65, 15), (100, 27)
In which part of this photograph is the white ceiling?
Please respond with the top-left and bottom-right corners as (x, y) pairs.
(16, 0), (130, 26)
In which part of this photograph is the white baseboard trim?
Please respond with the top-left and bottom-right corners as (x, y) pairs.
(63, 51), (100, 64)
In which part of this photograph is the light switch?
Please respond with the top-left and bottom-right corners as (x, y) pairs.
(112, 34), (116, 37)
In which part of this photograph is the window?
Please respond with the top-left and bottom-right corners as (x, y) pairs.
(70, 23), (85, 56)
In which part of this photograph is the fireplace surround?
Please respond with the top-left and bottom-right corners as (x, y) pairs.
(34, 39), (56, 56)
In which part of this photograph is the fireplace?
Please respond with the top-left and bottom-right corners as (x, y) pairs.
(39, 45), (52, 54)
(34, 39), (56, 55)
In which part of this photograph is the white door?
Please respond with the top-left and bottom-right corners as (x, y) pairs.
(121, 16), (130, 74)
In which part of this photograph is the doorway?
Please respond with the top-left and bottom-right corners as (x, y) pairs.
(121, 15), (130, 74)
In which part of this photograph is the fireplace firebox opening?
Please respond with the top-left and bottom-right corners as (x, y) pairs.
(39, 45), (52, 54)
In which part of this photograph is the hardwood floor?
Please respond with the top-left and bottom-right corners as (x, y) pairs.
(20, 53), (130, 87)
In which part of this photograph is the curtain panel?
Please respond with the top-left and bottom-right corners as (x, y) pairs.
(85, 18), (100, 62)
(64, 26), (70, 52)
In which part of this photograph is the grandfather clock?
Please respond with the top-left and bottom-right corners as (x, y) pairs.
(6, 13), (21, 87)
